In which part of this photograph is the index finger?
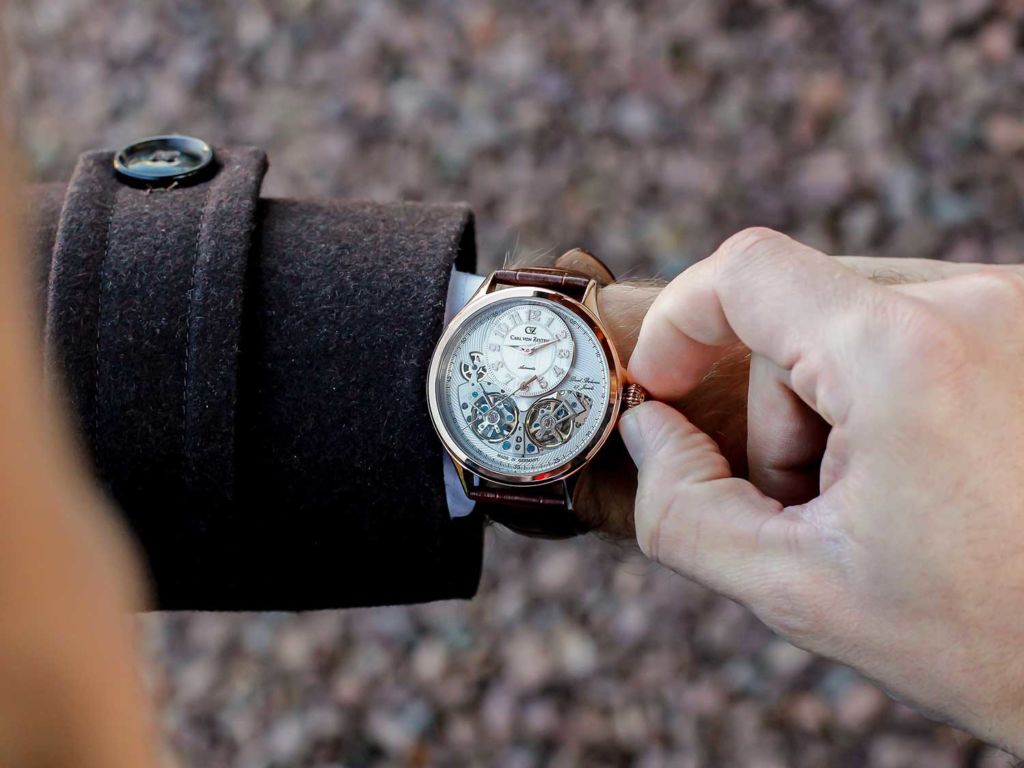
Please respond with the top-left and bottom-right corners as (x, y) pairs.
(629, 228), (878, 401)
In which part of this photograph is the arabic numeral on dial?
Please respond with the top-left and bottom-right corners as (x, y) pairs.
(556, 349), (571, 358)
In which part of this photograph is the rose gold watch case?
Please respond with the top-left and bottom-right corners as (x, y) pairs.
(426, 280), (623, 489)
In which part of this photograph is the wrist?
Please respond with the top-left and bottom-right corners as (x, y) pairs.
(573, 281), (663, 538)
(597, 281), (663, 366)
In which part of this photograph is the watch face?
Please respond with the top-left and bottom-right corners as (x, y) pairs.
(429, 289), (619, 484)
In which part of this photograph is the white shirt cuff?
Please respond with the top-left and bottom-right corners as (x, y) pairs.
(442, 268), (485, 518)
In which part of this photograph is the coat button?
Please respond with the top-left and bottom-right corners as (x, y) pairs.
(113, 134), (214, 186)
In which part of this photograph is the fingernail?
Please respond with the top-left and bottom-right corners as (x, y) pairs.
(618, 408), (647, 466)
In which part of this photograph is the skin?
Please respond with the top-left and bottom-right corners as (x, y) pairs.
(620, 228), (1024, 755)
(0, 141), (161, 765)
(583, 255), (1024, 535)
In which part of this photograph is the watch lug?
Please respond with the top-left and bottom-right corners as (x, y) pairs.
(581, 279), (601, 315)
(455, 463), (474, 495)
(474, 272), (497, 298)
(563, 476), (578, 512)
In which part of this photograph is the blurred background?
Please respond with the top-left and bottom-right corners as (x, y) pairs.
(4, 1), (1023, 766)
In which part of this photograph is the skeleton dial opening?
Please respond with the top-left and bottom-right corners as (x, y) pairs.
(438, 296), (612, 476)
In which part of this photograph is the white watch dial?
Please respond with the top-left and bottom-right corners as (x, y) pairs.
(433, 295), (613, 478)
(482, 304), (574, 397)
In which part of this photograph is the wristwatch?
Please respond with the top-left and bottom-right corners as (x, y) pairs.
(426, 250), (647, 538)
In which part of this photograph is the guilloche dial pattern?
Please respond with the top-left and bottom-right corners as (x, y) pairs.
(483, 305), (574, 397)
(438, 297), (611, 476)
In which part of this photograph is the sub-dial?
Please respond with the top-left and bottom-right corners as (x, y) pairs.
(484, 304), (575, 397)
(459, 351), (487, 382)
(525, 391), (593, 449)
(466, 388), (519, 443)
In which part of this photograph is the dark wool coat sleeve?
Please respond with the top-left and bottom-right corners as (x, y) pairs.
(28, 148), (484, 610)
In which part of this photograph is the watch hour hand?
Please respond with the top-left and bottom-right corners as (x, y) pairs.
(489, 375), (538, 412)
(524, 338), (558, 355)
(518, 375), (538, 391)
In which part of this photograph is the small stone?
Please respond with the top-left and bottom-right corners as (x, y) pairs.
(445, 714), (478, 750)
(481, 685), (517, 741)
(761, 639), (813, 681)
(555, 626), (598, 678)
(869, 734), (959, 768)
(367, 709), (415, 755)
(840, 202), (880, 252)
(267, 715), (306, 761)
(978, 20), (1017, 64)
(835, 680), (888, 732)
(613, 601), (651, 644)
(985, 114), (1024, 155)
(533, 549), (582, 595)
(613, 95), (662, 141)
(793, 150), (853, 209)
(235, 5), (274, 48)
(276, 624), (313, 669)
(411, 639), (449, 684)
(522, 697), (560, 738)
(572, 705), (612, 745)
(779, 692), (830, 733)
(504, 629), (554, 690)
(801, 71), (846, 120)
(613, 704), (651, 747)
(680, 678), (728, 717)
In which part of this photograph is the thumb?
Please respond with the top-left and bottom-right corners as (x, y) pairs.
(619, 401), (804, 601)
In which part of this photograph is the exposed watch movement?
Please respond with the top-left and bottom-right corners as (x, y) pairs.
(427, 270), (624, 490)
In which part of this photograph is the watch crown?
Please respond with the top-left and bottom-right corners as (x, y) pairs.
(622, 383), (648, 409)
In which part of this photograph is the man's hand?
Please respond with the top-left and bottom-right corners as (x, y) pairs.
(621, 228), (1024, 755)
(581, 251), (1024, 537)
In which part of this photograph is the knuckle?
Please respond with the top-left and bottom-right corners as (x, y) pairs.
(880, 298), (970, 379)
(652, 420), (731, 481)
(961, 269), (1024, 314)
(715, 227), (789, 272)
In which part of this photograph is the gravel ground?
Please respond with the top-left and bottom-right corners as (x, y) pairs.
(5, 1), (1024, 765)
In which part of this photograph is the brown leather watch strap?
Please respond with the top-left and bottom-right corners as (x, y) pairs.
(472, 250), (616, 538)
(472, 480), (590, 539)
(492, 267), (592, 298)
(554, 248), (615, 287)
(467, 486), (567, 507)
